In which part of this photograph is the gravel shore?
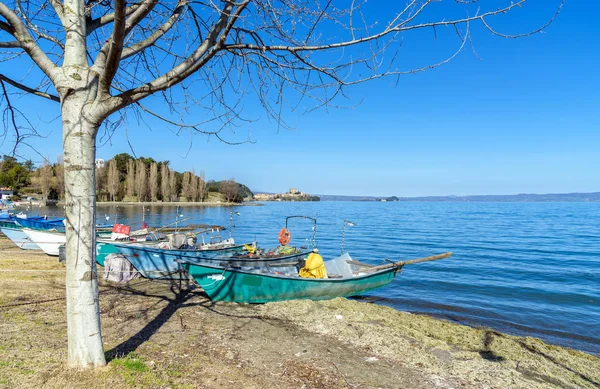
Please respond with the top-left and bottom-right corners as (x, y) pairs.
(0, 236), (598, 388)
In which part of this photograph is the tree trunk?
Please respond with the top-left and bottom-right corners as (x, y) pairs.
(62, 95), (106, 368)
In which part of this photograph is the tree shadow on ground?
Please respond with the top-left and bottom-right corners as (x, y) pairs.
(479, 330), (600, 388)
(511, 336), (600, 388)
(101, 276), (268, 361)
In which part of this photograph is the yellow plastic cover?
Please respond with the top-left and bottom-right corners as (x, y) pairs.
(299, 253), (328, 279)
(244, 244), (256, 254)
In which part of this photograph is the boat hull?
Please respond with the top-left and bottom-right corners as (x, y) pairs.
(96, 241), (121, 266)
(183, 263), (399, 303)
(0, 226), (40, 250)
(22, 229), (65, 256)
(112, 243), (303, 279)
(16, 218), (65, 232)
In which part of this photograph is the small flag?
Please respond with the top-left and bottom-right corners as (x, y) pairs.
(141, 221), (148, 229)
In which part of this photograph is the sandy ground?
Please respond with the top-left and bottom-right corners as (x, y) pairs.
(0, 236), (598, 389)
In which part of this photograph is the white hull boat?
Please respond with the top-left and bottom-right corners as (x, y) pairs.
(22, 229), (66, 256)
(0, 225), (40, 250)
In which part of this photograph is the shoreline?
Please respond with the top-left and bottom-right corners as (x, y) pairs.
(97, 201), (262, 207)
(0, 236), (598, 388)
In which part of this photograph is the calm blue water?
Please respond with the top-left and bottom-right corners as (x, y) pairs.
(37, 201), (600, 355)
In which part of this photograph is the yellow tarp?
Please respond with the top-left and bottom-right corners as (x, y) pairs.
(299, 252), (328, 279)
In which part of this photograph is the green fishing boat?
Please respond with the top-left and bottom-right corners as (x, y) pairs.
(181, 252), (452, 303)
(96, 240), (121, 267)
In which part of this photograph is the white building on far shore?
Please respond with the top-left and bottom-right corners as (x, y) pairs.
(0, 187), (14, 200)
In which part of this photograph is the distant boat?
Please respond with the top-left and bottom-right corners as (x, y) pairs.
(181, 252), (452, 303)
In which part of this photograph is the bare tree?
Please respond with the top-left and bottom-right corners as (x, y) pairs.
(149, 162), (158, 202)
(37, 161), (53, 201)
(190, 174), (199, 202)
(135, 159), (147, 201)
(160, 163), (170, 202)
(53, 161), (64, 200)
(107, 159), (119, 201)
(181, 171), (191, 201)
(126, 159), (135, 201)
(95, 165), (106, 200)
(198, 171), (206, 202)
(221, 179), (239, 203)
(0, 0), (562, 368)
(169, 169), (178, 202)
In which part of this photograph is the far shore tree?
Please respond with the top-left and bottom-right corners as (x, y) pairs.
(38, 161), (53, 201)
(149, 162), (158, 202)
(135, 160), (147, 201)
(198, 171), (207, 202)
(0, 0), (562, 369)
(126, 159), (135, 201)
(160, 164), (171, 202)
(53, 162), (64, 200)
(221, 179), (239, 203)
(169, 169), (177, 202)
(181, 171), (192, 201)
(190, 174), (199, 202)
(107, 160), (119, 201)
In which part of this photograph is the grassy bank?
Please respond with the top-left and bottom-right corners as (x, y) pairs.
(0, 236), (598, 388)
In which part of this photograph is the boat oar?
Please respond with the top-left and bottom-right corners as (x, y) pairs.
(367, 252), (453, 271)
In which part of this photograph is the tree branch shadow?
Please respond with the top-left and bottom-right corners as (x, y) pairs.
(102, 277), (271, 362)
(480, 330), (600, 388)
(511, 336), (600, 388)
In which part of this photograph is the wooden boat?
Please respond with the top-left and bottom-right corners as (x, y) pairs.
(0, 220), (40, 250)
(110, 242), (306, 279)
(22, 228), (65, 256)
(181, 252), (452, 303)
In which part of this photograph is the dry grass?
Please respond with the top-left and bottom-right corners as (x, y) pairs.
(0, 235), (598, 389)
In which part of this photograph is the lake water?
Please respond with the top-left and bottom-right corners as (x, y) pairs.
(35, 201), (600, 355)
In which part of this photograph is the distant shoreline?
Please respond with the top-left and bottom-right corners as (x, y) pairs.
(317, 192), (600, 202)
(94, 201), (262, 207)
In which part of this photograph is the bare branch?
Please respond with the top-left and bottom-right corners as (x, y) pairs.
(87, 3), (141, 34)
(0, 40), (20, 48)
(120, 0), (187, 60)
(112, 0), (248, 110)
(0, 73), (60, 101)
(0, 3), (58, 79)
(481, 0), (564, 39)
(48, 0), (65, 25)
(223, 1), (543, 53)
(98, 0), (127, 93)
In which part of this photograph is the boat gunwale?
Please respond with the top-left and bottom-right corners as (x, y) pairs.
(181, 260), (400, 283)
(110, 242), (252, 254)
(116, 244), (312, 263)
(111, 242), (310, 260)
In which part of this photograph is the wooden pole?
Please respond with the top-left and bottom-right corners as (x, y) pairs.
(369, 252), (452, 271)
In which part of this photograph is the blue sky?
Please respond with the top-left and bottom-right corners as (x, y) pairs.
(2, 0), (598, 196)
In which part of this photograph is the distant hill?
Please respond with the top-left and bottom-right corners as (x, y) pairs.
(317, 192), (600, 202)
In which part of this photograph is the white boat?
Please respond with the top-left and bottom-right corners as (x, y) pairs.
(22, 228), (66, 256)
(0, 225), (40, 250)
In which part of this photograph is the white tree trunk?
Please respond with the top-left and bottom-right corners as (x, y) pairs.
(62, 93), (106, 368)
